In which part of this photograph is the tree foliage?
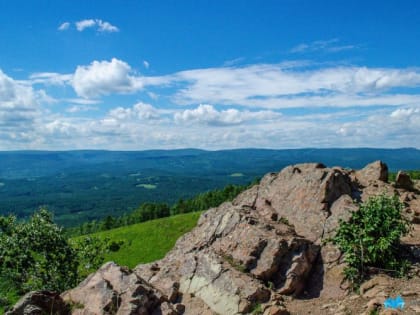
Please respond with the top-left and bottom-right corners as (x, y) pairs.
(332, 194), (411, 286)
(0, 209), (107, 310)
(68, 182), (253, 236)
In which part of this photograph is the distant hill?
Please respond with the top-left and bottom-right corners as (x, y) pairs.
(0, 148), (419, 226)
(1, 148), (419, 179)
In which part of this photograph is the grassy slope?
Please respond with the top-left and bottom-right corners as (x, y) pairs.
(80, 212), (202, 268)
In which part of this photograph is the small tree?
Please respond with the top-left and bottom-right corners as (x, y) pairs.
(0, 209), (107, 309)
(0, 209), (80, 293)
(70, 235), (110, 279)
(332, 194), (411, 286)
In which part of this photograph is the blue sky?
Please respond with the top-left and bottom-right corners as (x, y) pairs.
(0, 0), (419, 150)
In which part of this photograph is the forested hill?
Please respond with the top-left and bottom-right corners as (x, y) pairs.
(0, 148), (419, 226)
(0, 148), (419, 179)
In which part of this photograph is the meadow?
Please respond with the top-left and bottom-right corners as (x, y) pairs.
(75, 212), (202, 268)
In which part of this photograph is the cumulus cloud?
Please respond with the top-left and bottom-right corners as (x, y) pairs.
(96, 20), (119, 32)
(75, 19), (119, 32)
(390, 107), (420, 119)
(75, 19), (96, 31)
(4, 58), (420, 150)
(58, 22), (70, 31)
(0, 69), (50, 146)
(174, 104), (281, 126)
(108, 102), (161, 121)
(73, 58), (143, 98)
(1, 69), (41, 108)
(335, 107), (420, 147)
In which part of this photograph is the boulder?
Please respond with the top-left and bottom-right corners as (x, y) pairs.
(395, 171), (414, 190)
(6, 291), (68, 315)
(356, 160), (388, 186)
(61, 262), (172, 315)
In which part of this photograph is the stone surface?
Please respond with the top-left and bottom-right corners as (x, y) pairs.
(366, 297), (385, 313)
(395, 171), (414, 189)
(61, 262), (170, 315)
(356, 160), (388, 186)
(6, 291), (68, 315)
(263, 305), (290, 315)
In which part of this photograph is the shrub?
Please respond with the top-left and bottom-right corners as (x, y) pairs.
(0, 209), (79, 293)
(332, 194), (411, 286)
(0, 209), (107, 309)
(70, 235), (109, 279)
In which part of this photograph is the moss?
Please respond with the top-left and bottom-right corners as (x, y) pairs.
(222, 254), (247, 273)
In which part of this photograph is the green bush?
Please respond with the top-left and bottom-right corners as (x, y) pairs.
(0, 209), (107, 310)
(70, 235), (109, 279)
(332, 194), (411, 286)
(0, 209), (79, 293)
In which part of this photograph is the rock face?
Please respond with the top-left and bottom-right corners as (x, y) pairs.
(13, 161), (420, 315)
(6, 291), (69, 315)
(61, 262), (172, 315)
(395, 171), (414, 190)
(355, 160), (389, 186)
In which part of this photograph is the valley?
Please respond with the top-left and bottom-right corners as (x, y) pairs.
(1, 148), (419, 227)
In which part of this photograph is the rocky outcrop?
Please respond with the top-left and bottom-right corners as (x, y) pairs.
(395, 171), (414, 190)
(61, 262), (177, 315)
(355, 160), (389, 186)
(6, 291), (68, 315)
(12, 161), (420, 315)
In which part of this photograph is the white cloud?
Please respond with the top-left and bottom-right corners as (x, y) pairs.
(1, 69), (40, 108)
(0, 69), (49, 145)
(234, 94), (420, 109)
(66, 105), (98, 113)
(58, 22), (70, 31)
(75, 19), (119, 32)
(290, 39), (356, 53)
(335, 107), (420, 147)
(3, 59), (419, 150)
(172, 64), (420, 108)
(223, 57), (245, 67)
(174, 104), (280, 126)
(147, 91), (158, 100)
(63, 59), (420, 111)
(390, 107), (420, 119)
(96, 20), (119, 32)
(30, 72), (72, 86)
(75, 19), (96, 31)
(24, 59), (420, 113)
(73, 58), (143, 98)
(108, 102), (161, 121)
(64, 98), (101, 105)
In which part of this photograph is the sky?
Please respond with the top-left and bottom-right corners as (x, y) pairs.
(0, 0), (419, 150)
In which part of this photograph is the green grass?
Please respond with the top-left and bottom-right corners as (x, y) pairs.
(229, 173), (244, 177)
(0, 277), (20, 313)
(136, 183), (157, 189)
(77, 212), (202, 268)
